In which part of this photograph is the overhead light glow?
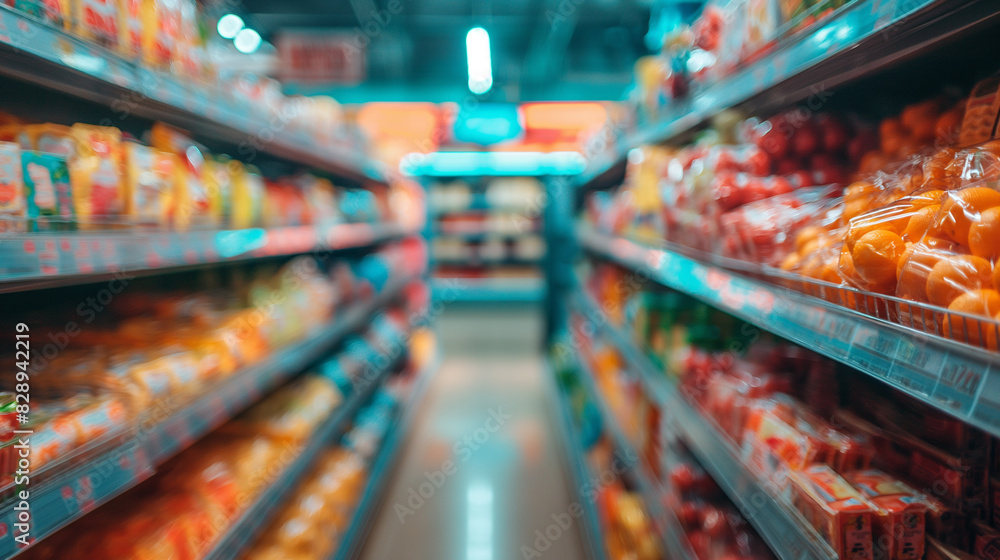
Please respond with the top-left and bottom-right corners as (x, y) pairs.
(234, 28), (262, 54)
(217, 14), (244, 39)
(466, 27), (492, 95)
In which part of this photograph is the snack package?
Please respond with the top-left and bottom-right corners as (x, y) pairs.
(14, 0), (70, 26)
(741, 397), (832, 486)
(24, 124), (76, 157)
(231, 163), (265, 229)
(844, 470), (927, 560)
(74, 0), (120, 46)
(0, 141), (25, 222)
(123, 141), (175, 226)
(150, 123), (212, 227)
(205, 158), (234, 224)
(118, 0), (144, 58)
(21, 150), (74, 226)
(69, 124), (125, 221)
(789, 465), (876, 560)
(145, 0), (183, 68)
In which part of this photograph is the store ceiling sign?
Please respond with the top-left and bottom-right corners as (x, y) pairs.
(276, 31), (365, 84)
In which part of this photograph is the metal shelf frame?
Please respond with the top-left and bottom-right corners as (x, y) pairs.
(0, 5), (386, 184)
(0, 276), (414, 559)
(578, 226), (1000, 440)
(570, 290), (839, 560)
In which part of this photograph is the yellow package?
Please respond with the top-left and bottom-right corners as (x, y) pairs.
(231, 162), (265, 229)
(151, 123), (211, 227)
(74, 0), (120, 47)
(118, 0), (144, 59)
(123, 141), (176, 226)
(143, 0), (182, 68)
(205, 157), (234, 225)
(69, 124), (125, 221)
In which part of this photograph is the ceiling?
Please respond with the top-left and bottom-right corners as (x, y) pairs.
(231, 0), (653, 101)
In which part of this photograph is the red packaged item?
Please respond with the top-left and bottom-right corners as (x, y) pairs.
(974, 521), (1000, 560)
(741, 397), (830, 487)
(790, 465), (875, 560)
(844, 470), (927, 560)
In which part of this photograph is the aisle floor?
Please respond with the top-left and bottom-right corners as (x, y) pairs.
(359, 305), (586, 560)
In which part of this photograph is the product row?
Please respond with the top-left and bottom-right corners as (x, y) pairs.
(0, 239), (427, 487)
(2, 0), (352, 152)
(19, 316), (429, 560)
(570, 261), (1000, 560)
(583, 78), (1000, 350)
(0, 119), (408, 231)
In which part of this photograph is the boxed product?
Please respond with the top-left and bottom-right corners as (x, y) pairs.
(0, 141), (25, 221)
(69, 124), (125, 220)
(21, 150), (74, 225)
(74, 0), (119, 46)
(789, 465), (875, 560)
(844, 470), (927, 560)
(123, 142), (175, 226)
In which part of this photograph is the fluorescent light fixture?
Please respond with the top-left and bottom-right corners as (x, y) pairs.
(466, 27), (493, 95)
(217, 14), (244, 39)
(466, 481), (493, 560)
(234, 28), (262, 54)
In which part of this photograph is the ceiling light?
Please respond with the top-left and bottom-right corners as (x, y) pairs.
(466, 27), (492, 95)
(234, 28), (262, 54)
(217, 14), (244, 39)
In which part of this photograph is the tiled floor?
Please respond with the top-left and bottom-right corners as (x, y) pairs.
(359, 305), (586, 559)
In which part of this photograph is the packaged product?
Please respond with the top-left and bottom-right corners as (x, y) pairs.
(227, 375), (342, 441)
(921, 495), (969, 551)
(0, 141), (25, 221)
(789, 465), (875, 560)
(118, 0), (143, 58)
(973, 521), (1000, 560)
(14, 0), (70, 27)
(145, 0), (183, 67)
(741, 397), (833, 486)
(69, 124), (125, 221)
(205, 158), (235, 225)
(231, 162), (265, 229)
(24, 123), (76, 157)
(844, 470), (927, 560)
(150, 123), (212, 227)
(123, 141), (175, 226)
(74, 0), (120, 46)
(0, 393), (18, 485)
(21, 150), (74, 225)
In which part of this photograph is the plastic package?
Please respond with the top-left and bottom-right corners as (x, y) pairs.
(789, 465), (875, 560)
(844, 470), (927, 560)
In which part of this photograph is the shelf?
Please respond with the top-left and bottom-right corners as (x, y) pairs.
(432, 277), (545, 303)
(434, 229), (542, 240)
(330, 343), (441, 560)
(576, 0), (1000, 190)
(0, 276), (412, 559)
(0, 222), (411, 293)
(571, 349), (697, 560)
(577, 225), (1000, 440)
(433, 257), (542, 267)
(0, 6), (386, 184)
(570, 289), (838, 560)
(545, 358), (610, 560)
(203, 336), (407, 560)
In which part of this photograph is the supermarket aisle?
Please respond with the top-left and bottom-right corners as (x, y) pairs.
(359, 305), (586, 559)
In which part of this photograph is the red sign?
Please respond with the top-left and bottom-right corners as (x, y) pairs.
(277, 32), (365, 84)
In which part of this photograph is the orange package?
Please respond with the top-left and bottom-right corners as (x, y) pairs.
(790, 465), (876, 560)
(69, 124), (125, 221)
(844, 470), (927, 560)
(741, 397), (832, 486)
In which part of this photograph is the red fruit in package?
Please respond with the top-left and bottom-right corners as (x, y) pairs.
(793, 121), (821, 157)
(820, 115), (852, 153)
(743, 146), (773, 176)
(758, 120), (790, 159)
